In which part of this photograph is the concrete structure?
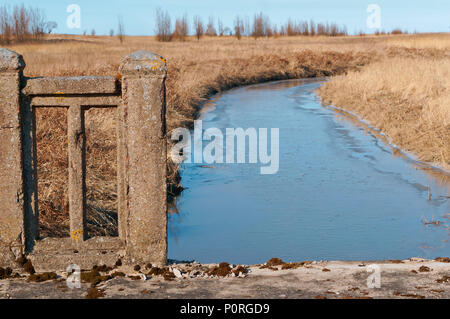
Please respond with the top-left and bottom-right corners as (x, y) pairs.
(0, 49), (167, 271)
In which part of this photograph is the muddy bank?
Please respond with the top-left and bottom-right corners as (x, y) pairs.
(0, 258), (448, 299)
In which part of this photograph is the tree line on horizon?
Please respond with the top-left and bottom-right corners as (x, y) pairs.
(155, 9), (349, 42)
(0, 4), (410, 45)
(0, 4), (57, 44)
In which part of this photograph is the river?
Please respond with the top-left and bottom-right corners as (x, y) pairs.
(168, 79), (449, 264)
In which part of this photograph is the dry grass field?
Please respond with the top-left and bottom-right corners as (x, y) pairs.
(4, 33), (449, 236)
(318, 34), (450, 170)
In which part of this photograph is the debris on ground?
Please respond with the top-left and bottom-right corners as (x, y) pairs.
(418, 266), (431, 272)
(28, 272), (57, 282)
(208, 262), (232, 277)
(86, 287), (105, 299)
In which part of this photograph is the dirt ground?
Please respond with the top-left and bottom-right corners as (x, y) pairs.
(0, 259), (448, 299)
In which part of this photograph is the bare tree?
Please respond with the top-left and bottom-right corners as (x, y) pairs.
(252, 12), (268, 39)
(266, 24), (273, 37)
(91, 28), (96, 36)
(193, 15), (204, 40)
(234, 15), (244, 40)
(272, 24), (279, 37)
(13, 4), (30, 42)
(0, 5), (12, 44)
(155, 8), (172, 42)
(29, 7), (46, 40)
(218, 18), (224, 36)
(109, 29), (114, 37)
(300, 21), (309, 36)
(309, 20), (316, 36)
(263, 15), (272, 37)
(205, 16), (217, 36)
(173, 14), (188, 41)
(46, 21), (57, 34)
(0, 4), (49, 43)
(317, 22), (325, 36)
(244, 16), (250, 36)
(286, 18), (296, 36)
(117, 15), (125, 43)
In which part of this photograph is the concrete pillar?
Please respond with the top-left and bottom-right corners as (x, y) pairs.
(0, 49), (25, 266)
(67, 104), (86, 242)
(119, 51), (168, 266)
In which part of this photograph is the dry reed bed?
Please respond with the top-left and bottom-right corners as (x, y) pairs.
(5, 33), (448, 236)
(318, 56), (450, 170)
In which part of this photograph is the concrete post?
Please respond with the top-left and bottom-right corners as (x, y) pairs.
(119, 51), (168, 266)
(67, 104), (86, 242)
(0, 49), (26, 266)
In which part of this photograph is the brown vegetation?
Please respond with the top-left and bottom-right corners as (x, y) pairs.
(279, 19), (347, 37)
(234, 16), (244, 40)
(205, 16), (217, 37)
(117, 16), (125, 44)
(193, 15), (204, 40)
(318, 39), (450, 170)
(173, 14), (189, 41)
(0, 4), (51, 44)
(155, 8), (172, 42)
(154, 10), (350, 42)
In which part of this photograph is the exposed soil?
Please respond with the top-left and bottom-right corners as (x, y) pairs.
(28, 272), (57, 283)
(86, 287), (105, 299)
(208, 262), (233, 277)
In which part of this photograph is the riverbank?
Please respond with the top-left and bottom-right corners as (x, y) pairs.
(317, 39), (450, 171)
(1, 258), (449, 299)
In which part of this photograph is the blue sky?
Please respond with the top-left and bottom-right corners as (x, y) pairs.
(2, 0), (450, 35)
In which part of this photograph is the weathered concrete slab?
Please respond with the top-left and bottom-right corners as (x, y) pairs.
(30, 95), (120, 107)
(0, 260), (448, 299)
(31, 237), (124, 253)
(23, 76), (118, 95)
(29, 238), (125, 272)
